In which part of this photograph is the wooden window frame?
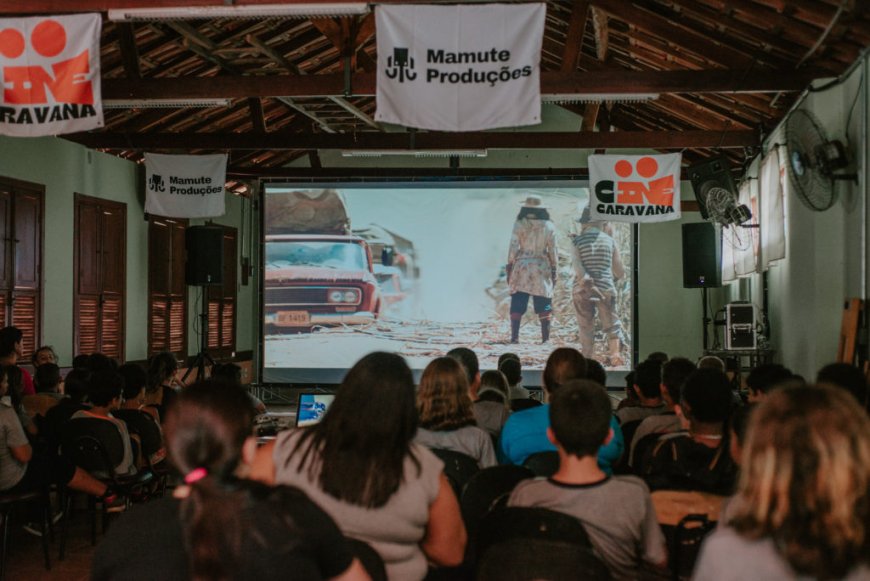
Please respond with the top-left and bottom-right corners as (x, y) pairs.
(147, 216), (188, 359)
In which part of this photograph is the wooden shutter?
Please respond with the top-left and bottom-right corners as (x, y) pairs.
(0, 177), (43, 358)
(148, 218), (187, 359)
(207, 226), (236, 359)
(74, 194), (126, 360)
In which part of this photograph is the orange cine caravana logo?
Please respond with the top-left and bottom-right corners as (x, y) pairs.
(0, 18), (97, 125)
(594, 156), (676, 217)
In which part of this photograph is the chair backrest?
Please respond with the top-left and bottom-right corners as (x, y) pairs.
(651, 490), (722, 581)
(477, 506), (593, 559)
(113, 409), (163, 457)
(60, 417), (126, 479)
(460, 465), (534, 559)
(430, 448), (480, 496)
(522, 451), (559, 477)
(510, 398), (542, 412)
(477, 537), (611, 581)
(612, 419), (643, 474)
(630, 431), (665, 474)
(345, 537), (387, 581)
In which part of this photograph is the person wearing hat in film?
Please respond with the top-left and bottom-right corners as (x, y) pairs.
(572, 206), (626, 366)
(506, 195), (558, 344)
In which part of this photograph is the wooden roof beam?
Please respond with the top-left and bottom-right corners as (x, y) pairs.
(66, 129), (757, 150)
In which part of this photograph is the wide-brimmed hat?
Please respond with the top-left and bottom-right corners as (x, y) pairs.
(520, 194), (548, 209)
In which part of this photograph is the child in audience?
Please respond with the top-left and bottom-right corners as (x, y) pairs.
(642, 368), (736, 494)
(498, 352), (529, 399)
(585, 358), (607, 387)
(71, 370), (137, 477)
(42, 369), (90, 455)
(473, 369), (511, 439)
(508, 379), (667, 580)
(252, 352), (466, 581)
(745, 363), (794, 403)
(212, 362), (267, 414)
(145, 351), (181, 421)
(34, 363), (64, 400)
(31, 345), (58, 369)
(447, 346), (481, 399)
(415, 357), (497, 468)
(616, 359), (666, 425)
(816, 361), (869, 410)
(92, 380), (368, 581)
(117, 363), (166, 466)
(693, 385), (870, 579)
(0, 326), (35, 395)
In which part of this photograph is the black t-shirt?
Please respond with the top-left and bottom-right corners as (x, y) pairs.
(643, 433), (736, 495)
(92, 482), (354, 581)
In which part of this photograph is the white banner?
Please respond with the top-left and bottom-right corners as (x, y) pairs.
(375, 3), (544, 131)
(0, 14), (103, 137)
(760, 148), (786, 266)
(589, 154), (682, 223)
(144, 153), (227, 218)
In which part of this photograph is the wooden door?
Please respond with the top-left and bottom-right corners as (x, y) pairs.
(148, 217), (187, 359)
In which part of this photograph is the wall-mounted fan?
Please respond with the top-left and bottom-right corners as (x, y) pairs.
(784, 109), (855, 211)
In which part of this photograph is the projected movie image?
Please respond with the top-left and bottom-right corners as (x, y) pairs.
(263, 185), (633, 382)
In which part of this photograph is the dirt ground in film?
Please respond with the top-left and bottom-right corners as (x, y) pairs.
(264, 317), (630, 371)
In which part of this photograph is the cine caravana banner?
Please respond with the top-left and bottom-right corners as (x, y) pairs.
(0, 13), (103, 136)
(375, 3), (545, 131)
(589, 153), (682, 223)
(144, 153), (227, 219)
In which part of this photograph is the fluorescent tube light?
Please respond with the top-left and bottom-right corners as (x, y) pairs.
(108, 3), (370, 21)
(103, 98), (232, 109)
(341, 150), (488, 158)
(542, 93), (660, 104)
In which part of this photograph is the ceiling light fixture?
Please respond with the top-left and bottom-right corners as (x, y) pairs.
(542, 93), (660, 104)
(341, 149), (488, 158)
(102, 98), (232, 109)
(108, 3), (370, 21)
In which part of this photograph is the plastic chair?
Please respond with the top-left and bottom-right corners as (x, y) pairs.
(651, 490), (723, 581)
(477, 506), (593, 561)
(113, 409), (169, 496)
(59, 418), (155, 556)
(429, 448), (480, 497)
(0, 489), (51, 580)
(477, 537), (610, 581)
(345, 537), (387, 581)
(522, 451), (559, 477)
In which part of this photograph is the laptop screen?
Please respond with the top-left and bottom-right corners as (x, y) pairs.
(295, 393), (336, 427)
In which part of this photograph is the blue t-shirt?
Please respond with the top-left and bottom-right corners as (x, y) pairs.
(498, 403), (624, 474)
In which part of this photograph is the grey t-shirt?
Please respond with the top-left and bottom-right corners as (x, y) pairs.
(415, 425), (497, 468)
(693, 526), (870, 580)
(273, 430), (443, 581)
(616, 403), (669, 426)
(0, 400), (29, 490)
(508, 475), (666, 581)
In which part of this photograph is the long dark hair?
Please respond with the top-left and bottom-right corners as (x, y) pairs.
(147, 351), (179, 392)
(5, 365), (23, 410)
(517, 207), (551, 221)
(289, 352), (419, 508)
(165, 380), (257, 581)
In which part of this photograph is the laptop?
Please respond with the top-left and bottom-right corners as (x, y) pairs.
(295, 392), (336, 427)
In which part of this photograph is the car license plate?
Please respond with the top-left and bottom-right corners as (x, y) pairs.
(276, 311), (310, 326)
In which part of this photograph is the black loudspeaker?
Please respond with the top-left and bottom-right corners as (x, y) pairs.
(185, 225), (224, 285)
(682, 222), (721, 288)
(688, 156), (738, 221)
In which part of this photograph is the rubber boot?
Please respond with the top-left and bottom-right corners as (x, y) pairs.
(608, 337), (623, 366)
(540, 317), (551, 343)
(510, 315), (521, 344)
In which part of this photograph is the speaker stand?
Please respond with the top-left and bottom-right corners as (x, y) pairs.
(182, 285), (215, 384)
(701, 287), (711, 351)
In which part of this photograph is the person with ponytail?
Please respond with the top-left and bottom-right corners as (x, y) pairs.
(252, 352), (467, 581)
(92, 380), (368, 581)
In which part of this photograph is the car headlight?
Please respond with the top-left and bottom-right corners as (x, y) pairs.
(328, 290), (344, 303)
(343, 290), (358, 303)
(327, 288), (360, 303)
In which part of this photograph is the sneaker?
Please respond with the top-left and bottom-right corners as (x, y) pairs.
(22, 522), (43, 537)
(101, 491), (128, 513)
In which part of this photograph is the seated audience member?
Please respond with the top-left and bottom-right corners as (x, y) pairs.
(7, 366), (36, 436)
(211, 362), (267, 414)
(473, 370), (511, 439)
(629, 357), (696, 468)
(508, 379), (666, 580)
(585, 358), (607, 387)
(34, 363), (64, 400)
(499, 348), (624, 474)
(117, 363), (166, 466)
(447, 346), (481, 400)
(0, 366), (122, 508)
(42, 369), (91, 454)
(647, 351), (669, 363)
(415, 357), (496, 468)
(0, 326), (35, 395)
(499, 354), (530, 400)
(86, 353), (119, 373)
(697, 355), (725, 372)
(71, 370), (137, 477)
(92, 380), (368, 581)
(642, 369), (736, 494)
(694, 385), (870, 580)
(145, 351), (181, 420)
(72, 354), (90, 371)
(616, 359), (666, 425)
(252, 352), (466, 580)
(724, 357), (742, 398)
(615, 370), (639, 411)
(745, 363), (794, 404)
(31, 345), (58, 369)
(816, 362), (869, 409)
